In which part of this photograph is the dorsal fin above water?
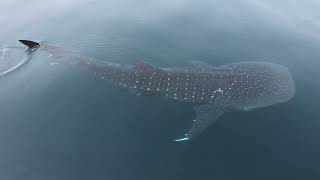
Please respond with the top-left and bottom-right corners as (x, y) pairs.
(19, 40), (40, 49)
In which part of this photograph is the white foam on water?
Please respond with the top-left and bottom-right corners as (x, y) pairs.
(0, 55), (30, 76)
(0, 46), (32, 76)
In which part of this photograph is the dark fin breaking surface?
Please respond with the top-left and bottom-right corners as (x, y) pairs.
(19, 40), (40, 49)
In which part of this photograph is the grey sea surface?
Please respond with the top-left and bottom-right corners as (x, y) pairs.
(0, 0), (319, 179)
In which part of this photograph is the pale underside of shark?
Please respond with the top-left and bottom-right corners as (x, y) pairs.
(18, 40), (296, 142)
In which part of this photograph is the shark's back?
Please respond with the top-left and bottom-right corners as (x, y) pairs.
(123, 62), (295, 141)
(136, 62), (294, 110)
(42, 52), (295, 140)
(158, 62), (295, 141)
(18, 40), (294, 141)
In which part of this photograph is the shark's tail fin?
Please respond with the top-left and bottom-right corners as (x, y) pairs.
(19, 40), (40, 49)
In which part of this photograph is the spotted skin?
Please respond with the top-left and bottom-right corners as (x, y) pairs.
(76, 61), (295, 140)
(40, 44), (295, 141)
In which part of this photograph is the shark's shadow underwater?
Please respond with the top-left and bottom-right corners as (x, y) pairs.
(18, 40), (296, 142)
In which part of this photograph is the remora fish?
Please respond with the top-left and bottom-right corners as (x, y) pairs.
(19, 40), (296, 142)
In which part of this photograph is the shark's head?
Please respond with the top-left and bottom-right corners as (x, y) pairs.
(266, 63), (295, 103)
(240, 62), (295, 111)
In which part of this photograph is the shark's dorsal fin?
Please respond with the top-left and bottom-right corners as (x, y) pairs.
(133, 63), (155, 72)
(133, 62), (164, 77)
(174, 104), (224, 142)
(187, 60), (214, 69)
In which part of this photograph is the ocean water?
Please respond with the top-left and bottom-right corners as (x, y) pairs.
(0, 0), (320, 179)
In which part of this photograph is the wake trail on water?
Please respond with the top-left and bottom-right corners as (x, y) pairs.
(0, 45), (32, 77)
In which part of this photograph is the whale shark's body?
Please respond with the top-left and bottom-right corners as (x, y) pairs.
(19, 40), (296, 141)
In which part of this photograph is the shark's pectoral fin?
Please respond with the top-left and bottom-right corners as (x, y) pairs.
(174, 104), (224, 142)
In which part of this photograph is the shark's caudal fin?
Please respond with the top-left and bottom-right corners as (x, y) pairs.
(19, 40), (40, 49)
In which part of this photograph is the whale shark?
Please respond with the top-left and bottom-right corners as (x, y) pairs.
(19, 40), (296, 141)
